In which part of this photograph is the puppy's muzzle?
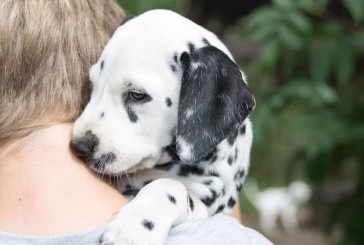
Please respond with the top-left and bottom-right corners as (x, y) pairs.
(70, 130), (99, 158)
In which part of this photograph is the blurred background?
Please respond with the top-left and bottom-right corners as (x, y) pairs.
(117, 0), (364, 244)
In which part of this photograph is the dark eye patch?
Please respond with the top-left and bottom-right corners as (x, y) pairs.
(127, 108), (138, 123)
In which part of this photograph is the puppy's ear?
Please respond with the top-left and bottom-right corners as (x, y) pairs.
(176, 46), (255, 163)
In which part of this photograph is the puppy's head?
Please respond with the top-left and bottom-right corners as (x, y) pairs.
(70, 10), (255, 175)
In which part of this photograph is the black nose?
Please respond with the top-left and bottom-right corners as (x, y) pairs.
(70, 131), (99, 158)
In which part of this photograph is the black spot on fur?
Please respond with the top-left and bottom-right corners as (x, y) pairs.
(178, 164), (204, 177)
(188, 195), (194, 211)
(165, 139), (180, 161)
(208, 171), (220, 177)
(236, 183), (243, 192)
(180, 52), (190, 70)
(228, 197), (236, 208)
(89, 158), (106, 172)
(188, 42), (195, 53)
(202, 148), (217, 162)
(234, 169), (245, 182)
(171, 65), (177, 73)
(100, 112), (104, 118)
(167, 194), (177, 204)
(154, 162), (174, 171)
(202, 37), (210, 45)
(173, 53), (178, 63)
(142, 219), (154, 231)
(215, 204), (225, 214)
(122, 188), (140, 197)
(201, 190), (218, 206)
(127, 109), (138, 123)
(211, 154), (218, 163)
(203, 179), (213, 185)
(240, 125), (246, 135)
(166, 97), (172, 107)
(227, 130), (238, 145)
(99, 152), (116, 165)
(234, 169), (246, 192)
(228, 156), (233, 165)
(122, 185), (140, 197)
(100, 60), (104, 71)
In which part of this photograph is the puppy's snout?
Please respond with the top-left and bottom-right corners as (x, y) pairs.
(70, 130), (99, 158)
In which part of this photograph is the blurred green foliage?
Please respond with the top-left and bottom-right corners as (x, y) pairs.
(236, 0), (364, 244)
(117, 0), (364, 244)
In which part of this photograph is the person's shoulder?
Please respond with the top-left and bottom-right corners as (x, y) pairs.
(166, 214), (273, 245)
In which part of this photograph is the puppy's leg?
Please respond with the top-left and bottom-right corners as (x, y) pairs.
(101, 178), (206, 245)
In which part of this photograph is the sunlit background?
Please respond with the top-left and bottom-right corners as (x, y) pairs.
(116, 1), (364, 244)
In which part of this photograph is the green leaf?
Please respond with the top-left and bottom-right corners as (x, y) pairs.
(298, 0), (329, 13)
(313, 82), (338, 104)
(246, 7), (281, 29)
(248, 25), (275, 41)
(261, 39), (281, 68)
(273, 0), (297, 9)
(342, 0), (364, 23)
(334, 39), (357, 84)
(309, 41), (335, 82)
(286, 11), (312, 34)
(278, 24), (304, 50)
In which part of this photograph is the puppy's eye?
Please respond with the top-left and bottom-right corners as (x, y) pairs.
(128, 91), (147, 101)
(125, 89), (152, 104)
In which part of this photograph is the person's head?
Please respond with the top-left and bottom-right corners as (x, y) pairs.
(0, 0), (125, 144)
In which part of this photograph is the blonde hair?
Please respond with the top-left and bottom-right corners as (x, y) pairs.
(0, 0), (125, 143)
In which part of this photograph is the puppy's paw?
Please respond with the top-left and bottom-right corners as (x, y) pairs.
(100, 209), (167, 245)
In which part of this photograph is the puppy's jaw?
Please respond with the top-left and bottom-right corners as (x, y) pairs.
(90, 155), (161, 175)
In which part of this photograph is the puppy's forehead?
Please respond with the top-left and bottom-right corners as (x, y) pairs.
(100, 10), (216, 64)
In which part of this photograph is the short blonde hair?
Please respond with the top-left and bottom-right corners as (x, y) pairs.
(0, 0), (125, 143)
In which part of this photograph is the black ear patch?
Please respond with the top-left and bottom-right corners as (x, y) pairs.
(176, 46), (255, 163)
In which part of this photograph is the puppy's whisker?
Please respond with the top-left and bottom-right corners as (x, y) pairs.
(123, 169), (132, 187)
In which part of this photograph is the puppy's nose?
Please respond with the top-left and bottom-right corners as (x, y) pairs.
(70, 140), (92, 157)
(70, 131), (99, 158)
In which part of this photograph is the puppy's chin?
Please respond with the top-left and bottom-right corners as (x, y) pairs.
(88, 156), (160, 175)
(124, 156), (159, 173)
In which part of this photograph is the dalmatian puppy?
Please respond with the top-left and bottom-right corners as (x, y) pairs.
(70, 9), (255, 245)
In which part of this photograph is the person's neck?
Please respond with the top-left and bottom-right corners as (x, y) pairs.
(0, 123), (127, 236)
